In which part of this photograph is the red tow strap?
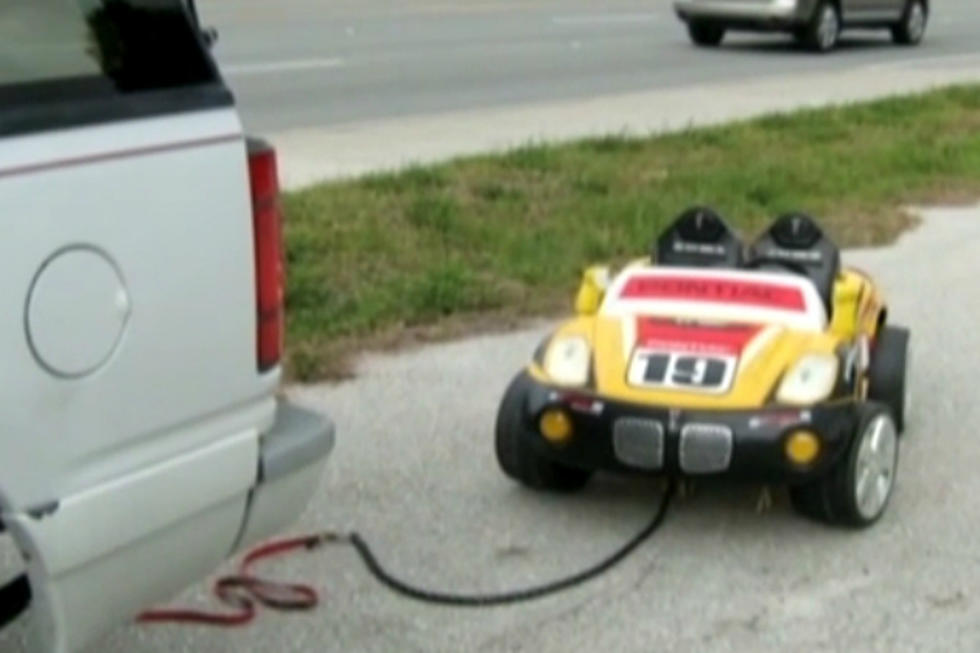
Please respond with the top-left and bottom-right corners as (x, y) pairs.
(138, 534), (334, 627)
(136, 481), (676, 624)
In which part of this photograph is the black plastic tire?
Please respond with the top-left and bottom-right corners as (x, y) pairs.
(892, 0), (928, 45)
(494, 372), (592, 492)
(868, 325), (910, 433)
(789, 403), (899, 528)
(688, 21), (725, 47)
(802, 1), (840, 52)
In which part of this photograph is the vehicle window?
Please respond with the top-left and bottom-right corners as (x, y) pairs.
(0, 2), (103, 85)
(0, 0), (230, 137)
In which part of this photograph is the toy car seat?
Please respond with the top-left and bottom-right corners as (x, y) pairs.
(747, 212), (841, 315)
(655, 206), (746, 268)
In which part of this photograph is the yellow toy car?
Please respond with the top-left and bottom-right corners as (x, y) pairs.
(495, 208), (910, 528)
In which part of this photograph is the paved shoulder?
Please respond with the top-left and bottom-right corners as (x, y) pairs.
(75, 203), (980, 652)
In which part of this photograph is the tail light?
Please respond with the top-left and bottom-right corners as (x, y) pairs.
(247, 138), (284, 372)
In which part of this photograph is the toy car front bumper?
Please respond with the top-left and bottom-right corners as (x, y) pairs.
(522, 374), (859, 484)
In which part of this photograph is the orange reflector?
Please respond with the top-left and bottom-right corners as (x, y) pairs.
(785, 430), (821, 465)
(539, 410), (573, 445)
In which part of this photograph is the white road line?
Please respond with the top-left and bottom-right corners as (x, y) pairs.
(552, 13), (661, 25)
(221, 58), (346, 76)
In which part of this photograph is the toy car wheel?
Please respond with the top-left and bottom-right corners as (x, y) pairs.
(802, 0), (840, 52)
(791, 404), (899, 528)
(495, 372), (592, 492)
(687, 21), (725, 47)
(892, 0), (928, 45)
(868, 325), (910, 433)
(835, 404), (900, 527)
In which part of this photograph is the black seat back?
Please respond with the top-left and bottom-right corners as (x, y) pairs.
(655, 206), (745, 268)
(748, 213), (840, 315)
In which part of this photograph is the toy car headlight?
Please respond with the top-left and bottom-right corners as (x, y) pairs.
(776, 353), (838, 405)
(543, 336), (591, 387)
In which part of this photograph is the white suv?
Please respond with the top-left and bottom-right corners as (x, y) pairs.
(0, 2), (334, 651)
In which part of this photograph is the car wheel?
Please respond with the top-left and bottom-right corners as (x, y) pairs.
(892, 0), (928, 45)
(494, 372), (592, 492)
(688, 21), (726, 47)
(790, 404), (899, 528)
(803, 1), (841, 52)
(868, 325), (910, 433)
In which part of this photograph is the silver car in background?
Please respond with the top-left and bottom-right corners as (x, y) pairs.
(673, 0), (928, 52)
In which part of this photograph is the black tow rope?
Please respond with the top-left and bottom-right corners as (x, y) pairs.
(323, 478), (676, 607)
(140, 480), (676, 625)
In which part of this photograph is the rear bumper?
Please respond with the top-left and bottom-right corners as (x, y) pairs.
(232, 399), (335, 551)
(522, 374), (858, 484)
(1, 398), (334, 652)
(674, 0), (813, 27)
(258, 400), (335, 485)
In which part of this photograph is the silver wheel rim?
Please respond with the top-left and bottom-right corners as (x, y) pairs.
(818, 6), (839, 50)
(906, 3), (926, 41)
(854, 414), (898, 520)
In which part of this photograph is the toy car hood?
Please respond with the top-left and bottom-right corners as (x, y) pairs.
(557, 264), (842, 410)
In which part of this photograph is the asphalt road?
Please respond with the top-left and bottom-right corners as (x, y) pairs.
(196, 0), (980, 134)
(75, 204), (980, 652)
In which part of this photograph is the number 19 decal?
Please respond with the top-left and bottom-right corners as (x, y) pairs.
(627, 349), (737, 394)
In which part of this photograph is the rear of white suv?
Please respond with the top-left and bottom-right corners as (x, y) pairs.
(0, 2), (334, 651)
